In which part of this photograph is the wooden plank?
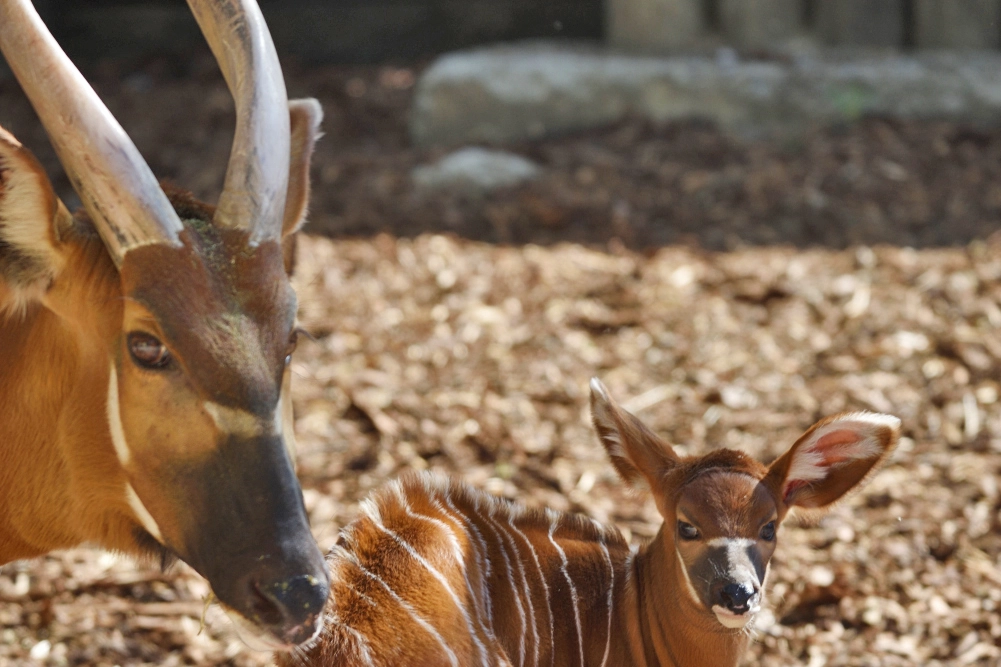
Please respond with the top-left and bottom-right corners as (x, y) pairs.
(815, 0), (906, 47)
(606, 0), (706, 52)
(718, 0), (802, 50)
(914, 0), (1001, 49)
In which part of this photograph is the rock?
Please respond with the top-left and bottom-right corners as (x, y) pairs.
(411, 147), (541, 195)
(411, 41), (1001, 147)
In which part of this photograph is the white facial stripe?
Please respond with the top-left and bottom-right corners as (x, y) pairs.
(125, 484), (163, 542)
(705, 537), (755, 549)
(106, 362), (131, 466)
(675, 546), (703, 605)
(203, 401), (281, 440)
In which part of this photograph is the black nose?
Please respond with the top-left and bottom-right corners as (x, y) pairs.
(717, 582), (756, 612)
(247, 572), (330, 645)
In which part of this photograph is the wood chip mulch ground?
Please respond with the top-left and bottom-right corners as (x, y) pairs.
(1, 58), (1000, 666)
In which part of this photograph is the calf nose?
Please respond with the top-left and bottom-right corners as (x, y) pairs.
(716, 582), (757, 613)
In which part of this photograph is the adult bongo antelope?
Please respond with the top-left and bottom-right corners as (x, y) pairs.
(281, 379), (901, 667)
(0, 0), (330, 649)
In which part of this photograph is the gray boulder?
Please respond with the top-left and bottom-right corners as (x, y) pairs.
(412, 147), (541, 195)
(411, 41), (1001, 147)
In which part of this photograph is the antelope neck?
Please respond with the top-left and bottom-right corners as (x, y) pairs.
(630, 536), (751, 667)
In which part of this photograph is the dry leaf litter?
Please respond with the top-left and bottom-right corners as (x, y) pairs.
(0, 60), (999, 666)
(3, 234), (1000, 665)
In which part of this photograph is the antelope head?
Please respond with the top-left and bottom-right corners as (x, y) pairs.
(590, 379), (900, 633)
(0, 0), (328, 649)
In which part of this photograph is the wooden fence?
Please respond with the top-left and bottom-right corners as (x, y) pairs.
(608, 0), (1001, 52)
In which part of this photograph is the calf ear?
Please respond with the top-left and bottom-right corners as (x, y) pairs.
(590, 378), (680, 490)
(765, 412), (900, 512)
(281, 98), (323, 275)
(0, 126), (72, 315)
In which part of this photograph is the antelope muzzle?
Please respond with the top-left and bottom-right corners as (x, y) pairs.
(152, 433), (330, 648)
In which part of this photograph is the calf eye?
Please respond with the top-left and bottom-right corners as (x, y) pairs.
(759, 521), (776, 542)
(127, 332), (172, 370)
(677, 521), (700, 541)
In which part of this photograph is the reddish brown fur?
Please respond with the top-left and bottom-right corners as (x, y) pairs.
(282, 385), (899, 667)
(0, 96), (330, 646)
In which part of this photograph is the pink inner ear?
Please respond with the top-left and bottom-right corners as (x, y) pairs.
(782, 426), (878, 504)
(811, 429), (862, 466)
(783, 479), (808, 504)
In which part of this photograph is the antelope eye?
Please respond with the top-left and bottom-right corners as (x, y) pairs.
(127, 332), (171, 370)
(760, 521), (776, 542)
(677, 521), (700, 541)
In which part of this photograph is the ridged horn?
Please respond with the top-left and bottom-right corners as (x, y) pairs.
(0, 0), (183, 267)
(187, 0), (290, 246)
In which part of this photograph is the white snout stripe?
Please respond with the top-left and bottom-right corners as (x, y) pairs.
(203, 401), (283, 439)
(705, 537), (755, 549)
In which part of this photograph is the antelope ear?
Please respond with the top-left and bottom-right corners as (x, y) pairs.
(590, 378), (679, 490)
(0, 125), (72, 316)
(766, 412), (901, 511)
(281, 98), (323, 275)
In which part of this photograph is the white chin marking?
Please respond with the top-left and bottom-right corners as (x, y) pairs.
(225, 606), (324, 653)
(712, 605), (757, 629)
(226, 609), (288, 652)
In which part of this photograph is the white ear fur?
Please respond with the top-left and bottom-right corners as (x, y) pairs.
(784, 411), (900, 489)
(281, 98), (324, 237)
(589, 378), (627, 459)
(0, 126), (69, 317)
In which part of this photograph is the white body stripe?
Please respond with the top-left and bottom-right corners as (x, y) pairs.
(479, 501), (528, 667)
(368, 510), (490, 667)
(395, 487), (496, 665)
(547, 511), (584, 667)
(596, 531), (614, 667)
(343, 548), (460, 667)
(506, 515), (553, 667)
(437, 492), (496, 631)
(491, 506), (538, 667)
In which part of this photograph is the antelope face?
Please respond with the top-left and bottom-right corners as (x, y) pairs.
(110, 222), (328, 647)
(673, 471), (777, 630)
(0, 0), (331, 649)
(589, 378), (900, 637)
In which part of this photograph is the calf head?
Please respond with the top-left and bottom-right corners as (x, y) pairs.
(590, 378), (899, 631)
